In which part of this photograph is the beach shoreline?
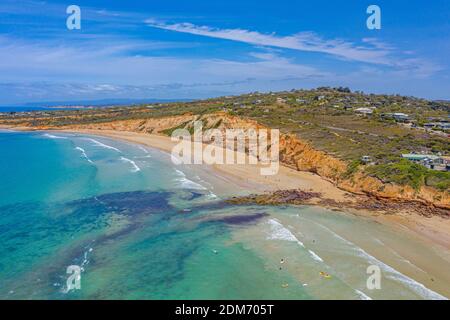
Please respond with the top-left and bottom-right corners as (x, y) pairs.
(54, 128), (450, 251)
(2, 125), (450, 299)
(1, 125), (449, 251)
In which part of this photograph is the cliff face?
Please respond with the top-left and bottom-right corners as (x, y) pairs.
(63, 112), (449, 209)
(278, 135), (449, 209)
(66, 114), (197, 134)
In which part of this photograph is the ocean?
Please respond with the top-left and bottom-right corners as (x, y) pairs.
(0, 130), (448, 299)
(0, 106), (71, 113)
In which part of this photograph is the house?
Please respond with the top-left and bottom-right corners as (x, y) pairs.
(355, 107), (374, 115)
(361, 155), (372, 163)
(402, 153), (448, 170)
(382, 113), (410, 122)
(402, 154), (440, 162)
(437, 123), (450, 131)
(424, 122), (450, 131)
(392, 113), (410, 122)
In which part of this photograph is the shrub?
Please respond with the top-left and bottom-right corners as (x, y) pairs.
(365, 159), (429, 190)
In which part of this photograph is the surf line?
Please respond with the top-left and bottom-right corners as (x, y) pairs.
(120, 156), (141, 172)
(75, 147), (94, 164)
(83, 138), (121, 152)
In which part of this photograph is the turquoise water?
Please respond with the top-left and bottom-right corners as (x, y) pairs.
(0, 130), (448, 300)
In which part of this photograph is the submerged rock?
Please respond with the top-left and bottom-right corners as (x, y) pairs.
(227, 189), (322, 206)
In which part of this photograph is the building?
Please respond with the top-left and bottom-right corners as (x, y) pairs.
(380, 112), (410, 122)
(392, 113), (410, 122)
(355, 107), (374, 115)
(402, 154), (448, 171)
(402, 154), (440, 162)
(424, 122), (450, 131)
(361, 156), (372, 163)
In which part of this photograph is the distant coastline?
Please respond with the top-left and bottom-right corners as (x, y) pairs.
(0, 98), (194, 113)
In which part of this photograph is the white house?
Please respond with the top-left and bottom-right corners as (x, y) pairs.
(355, 107), (374, 115)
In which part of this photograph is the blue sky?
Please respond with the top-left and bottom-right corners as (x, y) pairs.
(0, 0), (449, 104)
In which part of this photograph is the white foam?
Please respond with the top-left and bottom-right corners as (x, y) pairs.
(138, 146), (149, 153)
(303, 219), (447, 300)
(75, 147), (94, 164)
(178, 177), (207, 190)
(266, 219), (326, 263)
(43, 133), (68, 139)
(207, 191), (219, 199)
(120, 157), (141, 172)
(355, 290), (372, 300)
(175, 169), (186, 177)
(308, 249), (324, 262)
(267, 219), (305, 247)
(174, 169), (207, 190)
(134, 154), (152, 159)
(83, 138), (121, 152)
(171, 153), (183, 165)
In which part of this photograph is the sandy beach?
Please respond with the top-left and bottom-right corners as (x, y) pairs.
(1, 124), (449, 250)
(52, 128), (449, 250)
(63, 128), (350, 199)
(2, 125), (450, 299)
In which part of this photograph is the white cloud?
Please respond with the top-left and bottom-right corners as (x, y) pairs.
(146, 20), (394, 65)
(0, 34), (333, 103)
(0, 35), (327, 85)
(145, 20), (445, 81)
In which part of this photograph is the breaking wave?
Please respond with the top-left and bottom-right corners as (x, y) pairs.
(84, 138), (121, 152)
(120, 157), (141, 172)
(75, 147), (93, 164)
(266, 219), (324, 263)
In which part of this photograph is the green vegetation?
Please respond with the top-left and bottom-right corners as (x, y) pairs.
(160, 120), (191, 136)
(1, 87), (448, 192)
(366, 159), (450, 191)
(342, 159), (362, 180)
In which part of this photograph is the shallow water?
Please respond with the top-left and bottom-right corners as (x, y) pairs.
(0, 130), (448, 299)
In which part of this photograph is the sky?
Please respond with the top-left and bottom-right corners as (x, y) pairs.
(0, 0), (449, 105)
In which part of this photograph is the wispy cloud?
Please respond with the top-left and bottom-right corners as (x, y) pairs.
(146, 20), (395, 65)
(0, 34), (327, 82)
(0, 34), (331, 103)
(0, 2), (446, 102)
